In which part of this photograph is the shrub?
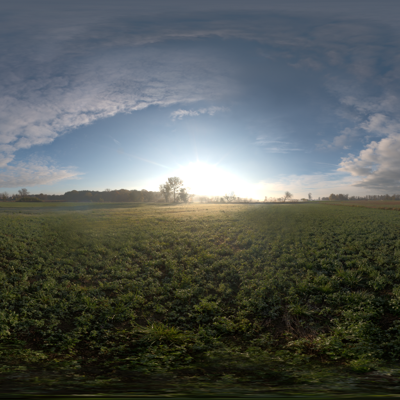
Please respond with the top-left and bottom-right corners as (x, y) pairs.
(16, 196), (42, 202)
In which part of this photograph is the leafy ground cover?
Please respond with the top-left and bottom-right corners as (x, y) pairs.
(1, 202), (400, 396)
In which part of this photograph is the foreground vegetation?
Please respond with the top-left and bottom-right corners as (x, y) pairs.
(1, 202), (400, 395)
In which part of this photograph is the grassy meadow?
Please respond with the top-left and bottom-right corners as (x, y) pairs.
(2, 201), (400, 395)
(325, 200), (400, 210)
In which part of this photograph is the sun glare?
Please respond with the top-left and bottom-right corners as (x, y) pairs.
(151, 161), (262, 200)
(175, 162), (238, 197)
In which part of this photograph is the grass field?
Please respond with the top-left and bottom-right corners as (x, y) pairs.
(2, 202), (400, 396)
(325, 200), (400, 210)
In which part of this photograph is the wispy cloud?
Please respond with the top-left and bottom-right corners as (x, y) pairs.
(0, 159), (81, 188)
(255, 137), (302, 153)
(318, 127), (359, 150)
(170, 106), (228, 121)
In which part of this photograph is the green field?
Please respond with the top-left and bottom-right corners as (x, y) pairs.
(324, 200), (400, 210)
(2, 202), (400, 396)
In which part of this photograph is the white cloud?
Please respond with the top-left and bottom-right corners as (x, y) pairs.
(359, 113), (400, 136)
(0, 160), (81, 188)
(324, 93), (400, 190)
(170, 106), (228, 121)
(339, 134), (400, 191)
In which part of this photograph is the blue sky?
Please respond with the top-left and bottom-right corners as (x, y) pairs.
(1, 1), (400, 199)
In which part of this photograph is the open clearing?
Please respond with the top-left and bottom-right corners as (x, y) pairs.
(1, 202), (400, 395)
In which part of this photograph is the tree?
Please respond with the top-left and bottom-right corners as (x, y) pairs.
(1, 191), (8, 200)
(18, 188), (29, 197)
(308, 192), (312, 201)
(159, 183), (172, 202)
(283, 191), (293, 202)
(178, 188), (189, 203)
(223, 191), (236, 202)
(167, 177), (183, 203)
(141, 189), (150, 202)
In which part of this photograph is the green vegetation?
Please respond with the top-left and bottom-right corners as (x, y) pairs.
(16, 196), (42, 202)
(1, 202), (400, 395)
(325, 200), (400, 210)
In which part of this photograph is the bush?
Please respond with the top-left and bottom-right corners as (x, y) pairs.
(16, 196), (42, 202)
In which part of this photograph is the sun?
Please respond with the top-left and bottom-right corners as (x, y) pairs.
(174, 162), (238, 197)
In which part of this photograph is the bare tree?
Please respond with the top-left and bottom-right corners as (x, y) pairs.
(308, 192), (312, 201)
(283, 191), (293, 202)
(0, 191), (8, 200)
(224, 191), (236, 202)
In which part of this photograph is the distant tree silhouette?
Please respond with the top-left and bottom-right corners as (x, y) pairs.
(166, 177), (183, 202)
(178, 188), (189, 203)
(18, 188), (29, 197)
(159, 183), (171, 202)
(224, 192), (236, 202)
(283, 191), (293, 202)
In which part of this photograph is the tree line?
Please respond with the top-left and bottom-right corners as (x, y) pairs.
(4, 184), (399, 204)
(0, 177), (193, 203)
(0, 188), (164, 203)
(322, 193), (400, 201)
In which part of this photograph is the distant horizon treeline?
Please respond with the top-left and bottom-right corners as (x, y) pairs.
(2, 188), (400, 203)
(0, 189), (261, 203)
(322, 193), (400, 201)
(0, 189), (164, 202)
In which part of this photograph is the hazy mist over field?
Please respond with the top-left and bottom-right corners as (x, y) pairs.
(1, 1), (400, 199)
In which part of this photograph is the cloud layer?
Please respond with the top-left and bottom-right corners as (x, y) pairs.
(2, 1), (400, 190)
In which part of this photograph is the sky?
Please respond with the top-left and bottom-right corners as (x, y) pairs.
(1, 0), (400, 200)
